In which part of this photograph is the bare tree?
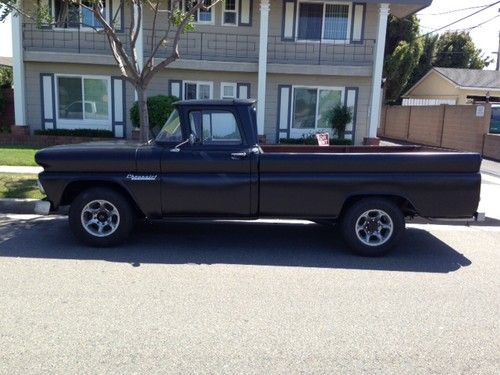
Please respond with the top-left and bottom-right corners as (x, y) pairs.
(1, 0), (222, 141)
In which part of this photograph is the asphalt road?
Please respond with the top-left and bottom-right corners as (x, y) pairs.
(0, 214), (499, 374)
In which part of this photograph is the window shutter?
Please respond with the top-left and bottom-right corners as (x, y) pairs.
(168, 80), (183, 99)
(111, 77), (126, 138)
(344, 87), (358, 141)
(276, 85), (292, 140)
(351, 3), (366, 43)
(281, 0), (296, 41)
(110, 0), (124, 32)
(237, 83), (250, 99)
(239, 0), (252, 26)
(40, 73), (56, 129)
(37, 0), (52, 29)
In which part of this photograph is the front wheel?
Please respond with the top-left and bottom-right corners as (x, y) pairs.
(69, 188), (134, 247)
(340, 198), (405, 256)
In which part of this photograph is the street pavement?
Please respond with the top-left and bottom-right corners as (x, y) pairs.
(0, 160), (499, 374)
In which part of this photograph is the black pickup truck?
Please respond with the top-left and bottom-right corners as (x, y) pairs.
(36, 99), (482, 256)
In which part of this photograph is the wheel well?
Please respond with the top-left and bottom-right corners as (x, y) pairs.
(60, 181), (145, 218)
(340, 195), (417, 218)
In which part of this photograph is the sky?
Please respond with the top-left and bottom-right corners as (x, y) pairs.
(417, 0), (500, 69)
(0, 0), (498, 68)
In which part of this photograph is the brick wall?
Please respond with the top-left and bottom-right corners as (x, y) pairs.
(378, 104), (495, 157)
(407, 106), (445, 146)
(382, 106), (410, 140)
(441, 105), (491, 153)
(483, 134), (500, 161)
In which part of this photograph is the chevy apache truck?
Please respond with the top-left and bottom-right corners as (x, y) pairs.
(35, 99), (482, 256)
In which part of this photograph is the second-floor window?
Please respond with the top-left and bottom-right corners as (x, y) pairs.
(297, 1), (351, 42)
(50, 0), (120, 30)
(222, 0), (238, 26)
(184, 0), (214, 24)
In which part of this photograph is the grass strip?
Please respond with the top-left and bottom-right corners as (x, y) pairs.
(0, 173), (44, 199)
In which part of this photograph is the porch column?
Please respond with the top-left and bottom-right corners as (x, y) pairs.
(257, 0), (270, 137)
(12, 8), (27, 127)
(367, 3), (389, 139)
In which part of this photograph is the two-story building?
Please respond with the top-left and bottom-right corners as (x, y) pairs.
(12, 0), (431, 144)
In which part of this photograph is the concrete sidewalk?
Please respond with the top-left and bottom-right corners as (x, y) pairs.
(0, 166), (43, 174)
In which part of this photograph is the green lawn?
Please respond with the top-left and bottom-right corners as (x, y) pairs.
(0, 146), (39, 166)
(0, 173), (44, 199)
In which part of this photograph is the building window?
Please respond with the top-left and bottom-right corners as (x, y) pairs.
(184, 0), (214, 24)
(292, 86), (343, 130)
(222, 0), (238, 25)
(56, 75), (110, 125)
(51, 0), (110, 29)
(221, 83), (237, 99)
(297, 1), (351, 42)
(184, 81), (213, 100)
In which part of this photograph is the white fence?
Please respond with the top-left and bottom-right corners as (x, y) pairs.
(402, 98), (457, 106)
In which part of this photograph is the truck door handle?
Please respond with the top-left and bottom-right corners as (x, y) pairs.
(231, 152), (247, 160)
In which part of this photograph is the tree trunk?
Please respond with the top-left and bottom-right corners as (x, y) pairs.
(137, 87), (150, 142)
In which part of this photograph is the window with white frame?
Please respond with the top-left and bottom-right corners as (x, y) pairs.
(297, 1), (351, 41)
(183, 0), (214, 24)
(184, 81), (213, 100)
(50, 0), (112, 29)
(222, 0), (238, 25)
(56, 75), (110, 125)
(220, 83), (237, 99)
(292, 86), (343, 130)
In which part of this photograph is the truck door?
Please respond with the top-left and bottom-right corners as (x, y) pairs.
(161, 107), (253, 217)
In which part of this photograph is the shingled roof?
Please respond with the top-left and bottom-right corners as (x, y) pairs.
(434, 67), (500, 90)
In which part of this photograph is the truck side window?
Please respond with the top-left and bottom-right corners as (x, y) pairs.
(189, 110), (242, 145)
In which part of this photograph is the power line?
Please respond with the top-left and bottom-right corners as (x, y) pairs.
(418, 4), (493, 16)
(462, 15), (500, 31)
(418, 1), (500, 39)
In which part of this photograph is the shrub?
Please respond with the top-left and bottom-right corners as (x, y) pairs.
(34, 129), (114, 137)
(323, 104), (353, 140)
(0, 67), (13, 89)
(130, 95), (178, 135)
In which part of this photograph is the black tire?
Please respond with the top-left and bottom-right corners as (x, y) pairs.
(68, 187), (134, 247)
(340, 198), (405, 256)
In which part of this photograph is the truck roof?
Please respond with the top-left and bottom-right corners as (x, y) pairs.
(174, 99), (256, 106)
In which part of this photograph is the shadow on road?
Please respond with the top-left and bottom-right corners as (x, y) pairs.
(0, 217), (471, 273)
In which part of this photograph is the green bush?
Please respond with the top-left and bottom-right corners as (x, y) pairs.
(130, 95), (178, 134)
(279, 135), (353, 146)
(323, 104), (353, 140)
(34, 128), (114, 137)
(0, 67), (13, 88)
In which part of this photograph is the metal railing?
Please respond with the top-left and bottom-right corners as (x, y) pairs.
(23, 23), (375, 66)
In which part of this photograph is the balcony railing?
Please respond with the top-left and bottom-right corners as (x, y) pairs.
(23, 23), (375, 66)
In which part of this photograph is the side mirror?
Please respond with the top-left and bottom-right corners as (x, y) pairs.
(171, 133), (196, 153)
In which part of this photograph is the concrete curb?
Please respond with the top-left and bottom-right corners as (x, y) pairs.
(0, 198), (40, 214)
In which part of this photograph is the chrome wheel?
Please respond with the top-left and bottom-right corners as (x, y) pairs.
(80, 200), (120, 238)
(355, 209), (393, 247)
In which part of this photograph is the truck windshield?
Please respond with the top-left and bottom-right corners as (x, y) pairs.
(156, 109), (183, 142)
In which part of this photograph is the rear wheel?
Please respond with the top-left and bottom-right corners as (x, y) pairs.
(69, 188), (134, 247)
(341, 198), (405, 256)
